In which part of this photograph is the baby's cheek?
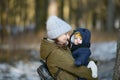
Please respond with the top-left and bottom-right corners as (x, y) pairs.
(74, 40), (78, 45)
(77, 38), (81, 42)
(79, 40), (82, 44)
(74, 40), (77, 44)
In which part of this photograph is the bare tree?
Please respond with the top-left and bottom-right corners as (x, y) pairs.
(35, 0), (48, 32)
(107, 0), (115, 32)
(58, 0), (64, 19)
(0, 0), (8, 43)
(68, 0), (72, 23)
(113, 28), (120, 80)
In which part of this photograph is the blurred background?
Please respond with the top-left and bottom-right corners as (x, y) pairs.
(0, 0), (119, 80)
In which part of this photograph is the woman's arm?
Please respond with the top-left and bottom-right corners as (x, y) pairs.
(48, 49), (95, 80)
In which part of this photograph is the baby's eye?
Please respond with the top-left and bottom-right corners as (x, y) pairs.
(74, 37), (77, 39)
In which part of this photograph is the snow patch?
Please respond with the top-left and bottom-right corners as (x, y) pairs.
(90, 41), (117, 61)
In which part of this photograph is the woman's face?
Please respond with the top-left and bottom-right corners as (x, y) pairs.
(57, 32), (70, 45)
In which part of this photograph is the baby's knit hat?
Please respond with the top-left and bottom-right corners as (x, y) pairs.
(46, 16), (71, 39)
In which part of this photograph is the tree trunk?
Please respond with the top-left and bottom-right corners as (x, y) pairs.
(1, 12), (8, 43)
(35, 0), (41, 32)
(58, 0), (64, 19)
(119, 16), (120, 28)
(68, 0), (72, 23)
(113, 29), (120, 80)
(107, 0), (115, 32)
(76, 0), (83, 27)
(35, 0), (48, 32)
(92, 12), (97, 31)
(0, 0), (8, 43)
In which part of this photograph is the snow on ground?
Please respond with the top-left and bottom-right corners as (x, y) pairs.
(0, 41), (117, 80)
(91, 41), (117, 61)
(0, 61), (41, 80)
(91, 41), (117, 80)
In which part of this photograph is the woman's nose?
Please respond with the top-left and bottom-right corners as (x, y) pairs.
(66, 34), (70, 39)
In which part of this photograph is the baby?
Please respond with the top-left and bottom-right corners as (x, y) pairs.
(70, 28), (98, 80)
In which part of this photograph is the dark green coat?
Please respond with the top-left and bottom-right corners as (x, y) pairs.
(40, 38), (98, 80)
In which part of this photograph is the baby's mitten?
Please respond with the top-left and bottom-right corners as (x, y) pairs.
(87, 61), (98, 78)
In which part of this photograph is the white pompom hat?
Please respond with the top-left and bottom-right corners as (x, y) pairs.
(46, 16), (71, 39)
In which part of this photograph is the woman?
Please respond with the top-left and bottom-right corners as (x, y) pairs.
(40, 16), (98, 80)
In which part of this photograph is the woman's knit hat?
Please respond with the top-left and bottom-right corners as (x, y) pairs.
(46, 16), (71, 39)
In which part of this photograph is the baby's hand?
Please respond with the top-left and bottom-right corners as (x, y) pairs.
(87, 61), (98, 78)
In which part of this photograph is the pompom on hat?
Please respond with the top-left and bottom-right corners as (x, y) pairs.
(46, 16), (71, 39)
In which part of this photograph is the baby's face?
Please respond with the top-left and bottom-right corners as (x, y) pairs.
(74, 37), (82, 45)
(70, 31), (82, 45)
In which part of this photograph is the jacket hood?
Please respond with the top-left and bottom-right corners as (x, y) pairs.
(75, 28), (91, 44)
(40, 38), (60, 60)
(70, 28), (91, 48)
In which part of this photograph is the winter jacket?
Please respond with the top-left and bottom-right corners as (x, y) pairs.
(70, 28), (91, 66)
(40, 38), (98, 80)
